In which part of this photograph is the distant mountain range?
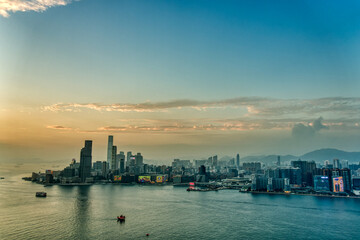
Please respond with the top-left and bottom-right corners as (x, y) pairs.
(222, 148), (360, 165)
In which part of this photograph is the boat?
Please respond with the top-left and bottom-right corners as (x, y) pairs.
(36, 192), (47, 197)
(117, 216), (126, 222)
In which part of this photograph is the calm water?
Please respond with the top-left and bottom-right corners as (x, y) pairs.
(1, 173), (360, 239)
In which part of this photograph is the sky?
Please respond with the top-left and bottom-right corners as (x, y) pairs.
(1, 0), (360, 166)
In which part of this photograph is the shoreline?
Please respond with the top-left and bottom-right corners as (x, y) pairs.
(249, 191), (360, 199)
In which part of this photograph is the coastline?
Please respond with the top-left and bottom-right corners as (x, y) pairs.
(248, 191), (360, 199)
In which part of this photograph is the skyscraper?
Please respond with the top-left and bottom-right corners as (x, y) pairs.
(126, 151), (132, 167)
(111, 145), (117, 170)
(333, 158), (340, 169)
(79, 140), (92, 182)
(116, 151), (125, 173)
(236, 154), (240, 168)
(135, 152), (143, 166)
(107, 135), (113, 171)
(277, 156), (280, 166)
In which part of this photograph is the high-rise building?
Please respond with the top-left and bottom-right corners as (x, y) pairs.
(135, 153), (143, 166)
(126, 151), (132, 167)
(107, 136), (113, 171)
(332, 176), (344, 192)
(93, 161), (103, 171)
(116, 151), (125, 173)
(236, 154), (240, 168)
(207, 156), (213, 165)
(333, 158), (340, 169)
(341, 160), (349, 169)
(277, 156), (280, 166)
(291, 160), (316, 186)
(313, 175), (330, 192)
(101, 161), (108, 177)
(111, 145), (117, 170)
(338, 168), (351, 193)
(353, 177), (360, 195)
(213, 155), (218, 167)
(79, 140), (92, 182)
(324, 160), (330, 168)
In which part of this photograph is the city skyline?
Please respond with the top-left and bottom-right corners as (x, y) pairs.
(1, 0), (360, 164)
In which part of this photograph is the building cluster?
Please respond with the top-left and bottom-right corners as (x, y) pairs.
(29, 136), (360, 196)
(251, 158), (360, 196)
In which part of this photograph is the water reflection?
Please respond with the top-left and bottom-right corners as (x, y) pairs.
(74, 186), (91, 239)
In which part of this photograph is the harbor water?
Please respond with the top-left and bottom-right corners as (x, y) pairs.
(1, 170), (360, 239)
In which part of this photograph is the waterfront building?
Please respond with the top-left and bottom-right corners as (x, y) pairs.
(353, 177), (360, 195)
(79, 140), (92, 182)
(251, 175), (267, 191)
(313, 175), (330, 192)
(266, 167), (302, 186)
(339, 169), (351, 193)
(63, 167), (75, 178)
(266, 177), (290, 192)
(196, 165), (208, 182)
(107, 136), (113, 171)
(101, 161), (108, 177)
(291, 160), (316, 186)
(318, 168), (335, 191)
(332, 176), (344, 192)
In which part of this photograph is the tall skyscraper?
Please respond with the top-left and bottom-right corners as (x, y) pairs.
(236, 154), (240, 168)
(277, 156), (280, 166)
(107, 136), (113, 171)
(79, 140), (92, 182)
(111, 145), (117, 170)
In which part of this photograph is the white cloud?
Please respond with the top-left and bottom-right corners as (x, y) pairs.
(0, 0), (73, 17)
(42, 97), (360, 119)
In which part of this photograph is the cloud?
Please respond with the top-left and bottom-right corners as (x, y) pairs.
(42, 97), (360, 119)
(292, 117), (329, 139)
(0, 0), (73, 18)
(44, 116), (360, 135)
(311, 117), (329, 131)
(46, 125), (73, 130)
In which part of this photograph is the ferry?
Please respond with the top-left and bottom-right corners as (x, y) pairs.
(36, 192), (47, 197)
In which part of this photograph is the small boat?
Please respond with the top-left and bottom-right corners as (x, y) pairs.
(36, 192), (47, 197)
(117, 216), (126, 222)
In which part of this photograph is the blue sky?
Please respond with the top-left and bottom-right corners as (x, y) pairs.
(1, 0), (360, 163)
